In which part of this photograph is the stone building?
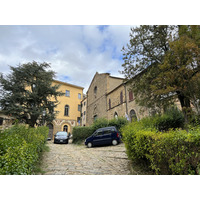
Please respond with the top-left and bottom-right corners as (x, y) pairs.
(47, 80), (84, 138)
(86, 72), (124, 125)
(106, 81), (149, 122)
(86, 72), (149, 126)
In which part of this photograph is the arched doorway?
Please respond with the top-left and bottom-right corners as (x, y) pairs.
(114, 112), (118, 119)
(63, 125), (68, 132)
(47, 123), (53, 139)
(130, 109), (137, 122)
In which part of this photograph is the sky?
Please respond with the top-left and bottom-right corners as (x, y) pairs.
(0, 25), (133, 93)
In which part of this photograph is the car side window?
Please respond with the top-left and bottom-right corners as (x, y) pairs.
(104, 129), (111, 135)
(96, 130), (103, 136)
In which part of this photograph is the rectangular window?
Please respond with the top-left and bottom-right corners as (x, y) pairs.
(78, 93), (81, 99)
(64, 105), (69, 116)
(129, 91), (133, 101)
(78, 104), (81, 111)
(65, 90), (70, 97)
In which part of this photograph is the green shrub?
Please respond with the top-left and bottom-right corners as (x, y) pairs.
(139, 107), (184, 131)
(155, 107), (184, 131)
(122, 121), (200, 175)
(108, 117), (128, 131)
(72, 126), (94, 144)
(91, 118), (109, 131)
(0, 125), (48, 175)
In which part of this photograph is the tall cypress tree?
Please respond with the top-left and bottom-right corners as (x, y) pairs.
(0, 61), (64, 127)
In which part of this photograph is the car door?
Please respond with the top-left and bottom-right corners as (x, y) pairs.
(102, 128), (112, 145)
(92, 130), (104, 146)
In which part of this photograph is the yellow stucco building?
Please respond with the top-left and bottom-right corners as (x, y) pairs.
(48, 80), (84, 139)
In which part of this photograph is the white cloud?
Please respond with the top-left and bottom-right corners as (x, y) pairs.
(0, 25), (133, 93)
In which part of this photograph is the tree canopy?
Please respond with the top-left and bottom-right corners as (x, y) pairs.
(122, 25), (200, 122)
(0, 61), (64, 127)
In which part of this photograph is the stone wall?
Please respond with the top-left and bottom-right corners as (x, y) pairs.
(125, 84), (149, 121)
(86, 73), (124, 126)
(107, 84), (127, 120)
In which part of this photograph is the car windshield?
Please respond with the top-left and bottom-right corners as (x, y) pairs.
(56, 132), (67, 136)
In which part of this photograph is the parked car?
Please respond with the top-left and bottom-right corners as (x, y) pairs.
(54, 131), (69, 144)
(85, 126), (121, 148)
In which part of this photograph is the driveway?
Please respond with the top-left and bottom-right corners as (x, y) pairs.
(39, 140), (131, 175)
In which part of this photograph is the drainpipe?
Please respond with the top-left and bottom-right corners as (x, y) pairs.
(124, 83), (128, 116)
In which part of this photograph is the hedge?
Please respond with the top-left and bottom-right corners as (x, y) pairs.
(0, 125), (48, 175)
(122, 122), (200, 175)
(140, 107), (185, 131)
(72, 126), (93, 144)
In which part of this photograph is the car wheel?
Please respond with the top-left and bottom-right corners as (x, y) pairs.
(66, 140), (69, 144)
(112, 140), (118, 146)
(87, 142), (92, 148)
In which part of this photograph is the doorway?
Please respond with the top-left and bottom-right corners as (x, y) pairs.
(47, 123), (53, 139)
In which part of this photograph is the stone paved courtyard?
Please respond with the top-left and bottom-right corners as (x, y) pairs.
(39, 140), (131, 175)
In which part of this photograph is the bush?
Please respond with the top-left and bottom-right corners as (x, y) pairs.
(139, 107), (184, 131)
(91, 118), (109, 131)
(108, 117), (128, 131)
(72, 126), (94, 144)
(0, 125), (48, 175)
(155, 107), (184, 131)
(122, 121), (200, 175)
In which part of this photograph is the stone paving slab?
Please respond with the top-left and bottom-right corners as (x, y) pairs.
(39, 140), (131, 175)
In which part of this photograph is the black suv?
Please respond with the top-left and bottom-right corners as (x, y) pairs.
(85, 126), (121, 148)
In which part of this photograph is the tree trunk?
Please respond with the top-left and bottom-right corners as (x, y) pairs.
(177, 92), (191, 125)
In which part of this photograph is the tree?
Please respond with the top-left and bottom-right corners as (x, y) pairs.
(122, 25), (200, 123)
(0, 61), (64, 127)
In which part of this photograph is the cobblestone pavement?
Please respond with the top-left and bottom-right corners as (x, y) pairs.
(40, 140), (131, 175)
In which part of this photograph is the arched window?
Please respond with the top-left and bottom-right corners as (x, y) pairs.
(64, 105), (69, 116)
(94, 115), (98, 121)
(120, 91), (123, 104)
(109, 99), (111, 109)
(130, 109), (137, 122)
(63, 125), (68, 132)
(114, 112), (118, 119)
(94, 86), (97, 95)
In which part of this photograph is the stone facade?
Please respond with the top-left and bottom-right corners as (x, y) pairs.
(125, 84), (149, 121)
(86, 72), (124, 126)
(86, 72), (150, 126)
(107, 84), (127, 120)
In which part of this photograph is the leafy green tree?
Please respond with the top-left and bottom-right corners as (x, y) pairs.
(122, 25), (200, 123)
(0, 61), (64, 127)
